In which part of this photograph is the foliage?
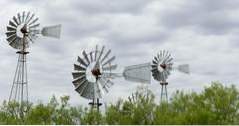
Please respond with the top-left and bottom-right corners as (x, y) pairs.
(0, 82), (239, 124)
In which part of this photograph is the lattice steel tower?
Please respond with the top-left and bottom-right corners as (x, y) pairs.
(5, 11), (61, 114)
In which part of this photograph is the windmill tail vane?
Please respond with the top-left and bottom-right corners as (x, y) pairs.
(41, 24), (61, 38)
(176, 64), (190, 74)
(123, 62), (151, 84)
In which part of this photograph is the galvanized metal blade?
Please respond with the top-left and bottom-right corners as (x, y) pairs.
(97, 46), (105, 62)
(74, 64), (86, 71)
(72, 71), (85, 79)
(77, 56), (88, 67)
(102, 64), (117, 71)
(101, 49), (111, 63)
(7, 26), (16, 32)
(29, 17), (38, 26)
(17, 13), (21, 24)
(6, 32), (16, 37)
(103, 56), (115, 66)
(25, 12), (30, 23)
(95, 45), (98, 61)
(90, 52), (93, 62)
(29, 23), (40, 29)
(74, 79), (87, 91)
(26, 13), (34, 24)
(9, 21), (17, 28)
(22, 11), (25, 23)
(13, 16), (19, 25)
(82, 50), (90, 65)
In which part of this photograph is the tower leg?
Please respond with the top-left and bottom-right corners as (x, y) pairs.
(89, 98), (102, 111)
(160, 81), (168, 103)
(9, 51), (29, 118)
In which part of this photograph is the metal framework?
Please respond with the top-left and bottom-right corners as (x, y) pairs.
(160, 81), (168, 103)
(9, 31), (29, 118)
(5, 11), (61, 117)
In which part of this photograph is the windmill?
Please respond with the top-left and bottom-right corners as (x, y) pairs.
(123, 50), (189, 102)
(151, 50), (189, 102)
(5, 11), (61, 114)
(72, 45), (118, 110)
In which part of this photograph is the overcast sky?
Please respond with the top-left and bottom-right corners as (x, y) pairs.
(0, 0), (239, 107)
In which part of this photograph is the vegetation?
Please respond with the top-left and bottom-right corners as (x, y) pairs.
(0, 82), (239, 125)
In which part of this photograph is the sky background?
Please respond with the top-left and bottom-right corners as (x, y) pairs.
(0, 0), (239, 107)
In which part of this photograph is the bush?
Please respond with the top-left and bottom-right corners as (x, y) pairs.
(0, 82), (238, 124)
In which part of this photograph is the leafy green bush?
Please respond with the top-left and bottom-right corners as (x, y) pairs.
(0, 82), (238, 124)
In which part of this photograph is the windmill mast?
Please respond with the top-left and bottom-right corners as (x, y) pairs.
(9, 25), (29, 116)
(160, 81), (168, 103)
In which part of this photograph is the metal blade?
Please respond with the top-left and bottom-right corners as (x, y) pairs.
(9, 38), (17, 48)
(7, 26), (16, 32)
(82, 50), (90, 65)
(24, 12), (30, 23)
(81, 82), (94, 99)
(29, 17), (38, 26)
(74, 79), (87, 90)
(163, 50), (166, 57)
(160, 50), (163, 58)
(154, 56), (158, 62)
(6, 32), (16, 37)
(17, 13), (21, 24)
(6, 35), (16, 42)
(77, 56), (88, 67)
(94, 80), (102, 98)
(101, 49), (111, 63)
(164, 54), (171, 63)
(9, 21), (17, 28)
(41, 24), (61, 38)
(102, 64), (117, 71)
(99, 80), (109, 93)
(26, 13), (34, 24)
(99, 78), (109, 93)
(26, 36), (34, 43)
(29, 23), (40, 29)
(75, 80), (88, 94)
(13, 16), (19, 25)
(152, 60), (157, 65)
(90, 52), (93, 62)
(22, 11), (25, 23)
(72, 71), (85, 79)
(95, 45), (98, 61)
(103, 56), (115, 66)
(97, 46), (105, 62)
(166, 58), (173, 64)
(72, 76), (86, 86)
(74, 64), (86, 71)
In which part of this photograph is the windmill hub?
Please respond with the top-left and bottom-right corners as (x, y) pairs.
(20, 24), (28, 34)
(91, 68), (101, 79)
(158, 64), (166, 72)
(16, 24), (27, 38)
(86, 61), (102, 83)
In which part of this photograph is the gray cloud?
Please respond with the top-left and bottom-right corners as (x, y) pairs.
(160, 0), (239, 35)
